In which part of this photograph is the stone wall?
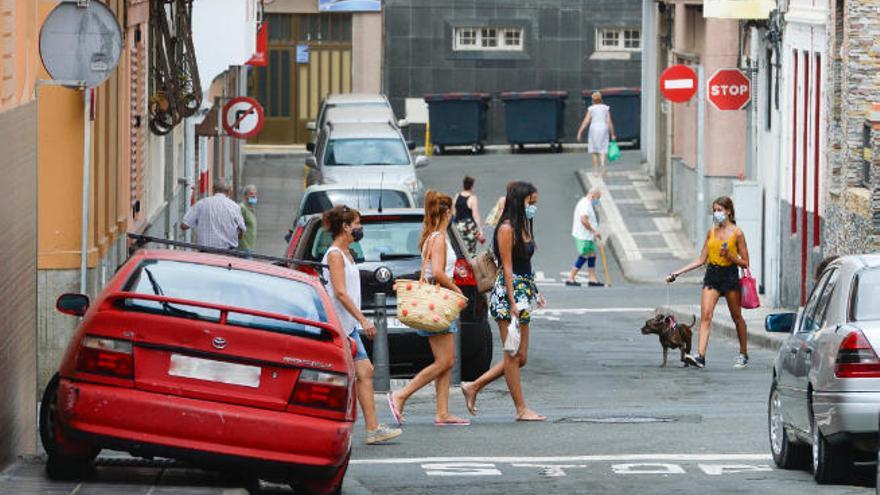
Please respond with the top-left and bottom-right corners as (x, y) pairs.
(823, 0), (880, 256)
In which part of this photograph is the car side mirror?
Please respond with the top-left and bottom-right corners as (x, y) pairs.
(306, 121), (317, 131)
(407, 140), (417, 151)
(348, 336), (359, 359)
(397, 119), (410, 128)
(306, 142), (315, 153)
(765, 313), (797, 333)
(56, 293), (90, 317)
(305, 156), (318, 169)
(415, 155), (429, 169)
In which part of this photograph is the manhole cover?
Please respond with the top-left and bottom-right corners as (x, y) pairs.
(556, 416), (679, 424)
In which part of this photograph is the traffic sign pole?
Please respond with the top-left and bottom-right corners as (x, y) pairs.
(697, 65), (706, 242)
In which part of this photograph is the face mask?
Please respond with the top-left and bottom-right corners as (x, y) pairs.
(350, 227), (364, 242)
(247, 197), (258, 206)
(712, 211), (727, 225)
(525, 204), (538, 220)
(592, 198), (600, 209)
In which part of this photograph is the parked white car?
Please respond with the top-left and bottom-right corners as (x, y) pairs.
(295, 184), (416, 220)
(766, 253), (880, 484)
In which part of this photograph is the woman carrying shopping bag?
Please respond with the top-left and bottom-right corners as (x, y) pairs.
(388, 190), (471, 426)
(321, 205), (402, 444)
(667, 196), (751, 369)
(460, 182), (547, 422)
(576, 91), (616, 178)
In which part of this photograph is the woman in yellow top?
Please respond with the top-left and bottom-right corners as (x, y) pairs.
(667, 197), (750, 369)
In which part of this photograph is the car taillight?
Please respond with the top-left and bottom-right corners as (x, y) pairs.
(454, 258), (477, 287)
(76, 336), (134, 379)
(287, 226), (305, 258)
(835, 330), (880, 378)
(291, 369), (349, 411)
(298, 265), (319, 277)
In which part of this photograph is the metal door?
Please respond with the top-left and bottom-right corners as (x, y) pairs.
(249, 14), (352, 145)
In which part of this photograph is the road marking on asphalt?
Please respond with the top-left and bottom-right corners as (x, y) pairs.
(533, 308), (653, 314)
(422, 463), (502, 476)
(511, 464), (588, 477)
(351, 454), (771, 465)
(612, 463), (686, 475)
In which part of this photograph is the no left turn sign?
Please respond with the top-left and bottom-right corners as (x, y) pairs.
(222, 96), (265, 139)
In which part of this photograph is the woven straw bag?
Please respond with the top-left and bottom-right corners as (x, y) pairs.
(394, 233), (468, 332)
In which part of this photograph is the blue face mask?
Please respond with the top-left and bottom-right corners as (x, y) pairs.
(247, 197), (258, 206)
(525, 204), (537, 220)
(592, 198), (600, 209)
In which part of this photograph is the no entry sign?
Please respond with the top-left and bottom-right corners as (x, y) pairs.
(707, 69), (751, 110)
(659, 64), (698, 103)
(222, 96), (265, 139)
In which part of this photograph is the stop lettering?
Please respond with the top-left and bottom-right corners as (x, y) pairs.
(707, 69), (751, 111)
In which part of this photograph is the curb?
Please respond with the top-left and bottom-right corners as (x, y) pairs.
(657, 305), (787, 352)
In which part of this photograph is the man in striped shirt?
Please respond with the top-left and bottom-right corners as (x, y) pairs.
(181, 178), (246, 249)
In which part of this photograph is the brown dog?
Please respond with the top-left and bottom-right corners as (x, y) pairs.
(640, 313), (695, 367)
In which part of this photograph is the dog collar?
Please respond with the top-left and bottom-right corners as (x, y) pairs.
(667, 316), (677, 331)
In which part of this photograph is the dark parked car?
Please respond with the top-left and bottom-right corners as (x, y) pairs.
(286, 208), (493, 380)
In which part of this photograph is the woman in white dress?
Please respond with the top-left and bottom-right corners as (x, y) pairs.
(576, 91), (617, 177)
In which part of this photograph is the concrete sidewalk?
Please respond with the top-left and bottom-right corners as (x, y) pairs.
(575, 156), (698, 285)
(573, 154), (793, 354)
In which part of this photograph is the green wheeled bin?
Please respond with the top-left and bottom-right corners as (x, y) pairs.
(423, 92), (491, 155)
(499, 91), (568, 153)
(583, 87), (641, 148)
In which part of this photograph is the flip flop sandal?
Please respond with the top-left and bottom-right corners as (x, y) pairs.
(434, 417), (471, 426)
(387, 391), (405, 426)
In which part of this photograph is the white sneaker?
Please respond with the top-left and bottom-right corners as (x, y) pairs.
(734, 354), (749, 369)
(366, 424), (402, 445)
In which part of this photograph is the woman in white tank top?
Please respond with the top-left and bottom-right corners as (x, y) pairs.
(388, 190), (471, 427)
(321, 205), (401, 445)
(576, 91), (617, 177)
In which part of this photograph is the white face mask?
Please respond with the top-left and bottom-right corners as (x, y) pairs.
(712, 211), (727, 225)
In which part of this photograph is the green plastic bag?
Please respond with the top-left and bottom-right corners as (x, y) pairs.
(607, 140), (621, 162)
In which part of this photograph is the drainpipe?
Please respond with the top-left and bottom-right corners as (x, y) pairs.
(183, 117), (195, 242)
(80, 88), (92, 295)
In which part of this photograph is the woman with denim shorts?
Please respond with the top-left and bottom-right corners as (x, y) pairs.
(388, 190), (471, 427)
(461, 182), (547, 422)
(667, 196), (751, 369)
(321, 205), (402, 445)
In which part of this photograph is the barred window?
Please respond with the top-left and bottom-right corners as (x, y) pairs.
(453, 27), (524, 51)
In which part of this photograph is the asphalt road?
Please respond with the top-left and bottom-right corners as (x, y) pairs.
(3, 150), (873, 494)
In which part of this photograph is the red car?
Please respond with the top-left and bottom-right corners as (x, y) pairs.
(41, 249), (357, 495)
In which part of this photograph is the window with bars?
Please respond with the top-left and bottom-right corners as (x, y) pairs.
(265, 13), (351, 43)
(597, 28), (641, 51)
(453, 27), (524, 51)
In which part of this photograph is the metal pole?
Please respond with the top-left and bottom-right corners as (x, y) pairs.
(696, 65), (706, 240)
(452, 322), (461, 386)
(80, 88), (92, 295)
(372, 293), (390, 392)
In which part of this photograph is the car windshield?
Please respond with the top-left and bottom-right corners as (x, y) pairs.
(121, 260), (329, 337)
(324, 138), (409, 166)
(311, 217), (423, 262)
(853, 268), (880, 321)
(302, 190), (411, 216)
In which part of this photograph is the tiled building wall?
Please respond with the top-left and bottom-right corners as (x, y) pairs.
(383, 0), (643, 145)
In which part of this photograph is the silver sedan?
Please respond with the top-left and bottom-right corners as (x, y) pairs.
(766, 254), (880, 484)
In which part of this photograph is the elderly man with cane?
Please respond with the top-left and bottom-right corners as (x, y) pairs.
(565, 186), (606, 287)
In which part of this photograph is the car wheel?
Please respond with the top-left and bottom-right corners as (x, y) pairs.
(768, 381), (809, 469)
(462, 322), (492, 381)
(811, 406), (852, 484)
(292, 449), (350, 495)
(39, 374), (98, 480)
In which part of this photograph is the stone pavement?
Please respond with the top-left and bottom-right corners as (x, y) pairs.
(574, 152), (793, 354)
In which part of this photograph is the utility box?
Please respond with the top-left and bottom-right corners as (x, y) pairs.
(732, 181), (764, 292)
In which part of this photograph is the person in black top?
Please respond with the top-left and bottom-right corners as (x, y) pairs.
(460, 182), (546, 422)
(452, 176), (483, 256)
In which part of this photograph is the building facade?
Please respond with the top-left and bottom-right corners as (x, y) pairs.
(384, 0), (643, 145)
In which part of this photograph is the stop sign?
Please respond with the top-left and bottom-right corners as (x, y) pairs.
(707, 69), (751, 110)
(660, 64), (698, 103)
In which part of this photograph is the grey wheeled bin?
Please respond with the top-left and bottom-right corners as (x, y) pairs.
(424, 92), (491, 155)
(583, 87), (641, 148)
(499, 91), (568, 153)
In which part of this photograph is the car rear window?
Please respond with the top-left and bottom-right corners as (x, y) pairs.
(302, 190), (411, 216)
(311, 217), (423, 262)
(324, 138), (409, 166)
(121, 260), (329, 337)
(852, 268), (880, 321)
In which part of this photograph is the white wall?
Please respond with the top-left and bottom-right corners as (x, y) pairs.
(641, 0), (658, 173)
(192, 0), (258, 106)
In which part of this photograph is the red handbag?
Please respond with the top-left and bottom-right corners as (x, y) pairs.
(740, 269), (760, 309)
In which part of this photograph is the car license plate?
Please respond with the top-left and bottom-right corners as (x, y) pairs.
(168, 354), (261, 388)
